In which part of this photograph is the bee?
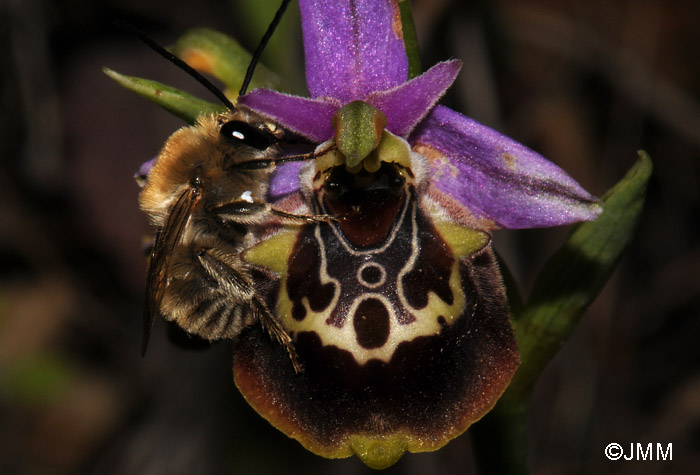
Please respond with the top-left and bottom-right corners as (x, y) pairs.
(121, 2), (323, 371)
(140, 109), (325, 372)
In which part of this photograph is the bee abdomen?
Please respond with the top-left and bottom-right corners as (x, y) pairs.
(182, 294), (252, 340)
(160, 247), (257, 341)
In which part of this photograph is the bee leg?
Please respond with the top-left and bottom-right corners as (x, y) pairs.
(252, 294), (302, 373)
(214, 199), (336, 224)
(197, 248), (302, 373)
(268, 206), (337, 223)
(233, 144), (337, 170)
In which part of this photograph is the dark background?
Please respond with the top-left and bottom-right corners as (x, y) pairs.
(1, 0), (698, 473)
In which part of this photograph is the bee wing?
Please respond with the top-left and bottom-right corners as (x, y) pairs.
(142, 186), (201, 355)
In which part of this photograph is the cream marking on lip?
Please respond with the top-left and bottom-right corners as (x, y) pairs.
(319, 190), (411, 256)
(357, 261), (386, 288)
(396, 199), (419, 313)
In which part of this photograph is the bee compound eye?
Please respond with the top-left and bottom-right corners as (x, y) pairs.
(220, 120), (274, 150)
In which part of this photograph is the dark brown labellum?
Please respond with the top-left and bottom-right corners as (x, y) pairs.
(238, 134), (520, 467)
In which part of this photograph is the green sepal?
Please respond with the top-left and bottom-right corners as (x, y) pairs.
(170, 28), (285, 96)
(102, 67), (225, 124)
(509, 151), (652, 399)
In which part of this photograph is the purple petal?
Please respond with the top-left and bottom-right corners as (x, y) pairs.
(368, 60), (461, 137)
(268, 161), (304, 200)
(411, 106), (602, 229)
(240, 89), (339, 142)
(134, 157), (156, 187)
(300, 0), (408, 102)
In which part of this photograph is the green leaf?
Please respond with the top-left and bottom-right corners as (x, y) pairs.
(398, 0), (422, 78)
(170, 28), (285, 96)
(103, 67), (225, 124)
(509, 151), (653, 400)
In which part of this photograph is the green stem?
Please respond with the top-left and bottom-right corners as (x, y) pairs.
(471, 397), (529, 475)
(398, 0), (422, 78)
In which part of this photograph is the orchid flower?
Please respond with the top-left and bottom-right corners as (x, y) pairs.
(230, 0), (602, 469)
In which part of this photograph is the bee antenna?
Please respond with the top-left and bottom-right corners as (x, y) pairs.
(239, 0), (292, 96)
(115, 20), (236, 110)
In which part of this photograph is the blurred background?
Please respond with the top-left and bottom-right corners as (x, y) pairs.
(0, 0), (698, 473)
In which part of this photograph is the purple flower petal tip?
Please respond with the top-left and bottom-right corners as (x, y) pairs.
(369, 59), (461, 137)
(239, 89), (338, 142)
(412, 106), (602, 229)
